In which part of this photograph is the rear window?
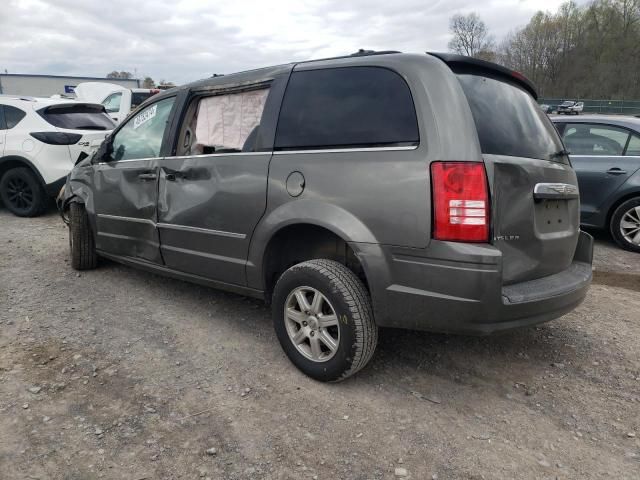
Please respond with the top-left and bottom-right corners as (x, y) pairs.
(40, 104), (115, 131)
(131, 92), (156, 109)
(456, 73), (565, 162)
(275, 67), (419, 150)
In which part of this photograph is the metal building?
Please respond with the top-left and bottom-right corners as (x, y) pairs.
(0, 74), (140, 97)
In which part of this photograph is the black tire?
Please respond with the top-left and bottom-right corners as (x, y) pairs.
(272, 259), (377, 382)
(610, 197), (640, 253)
(69, 202), (98, 270)
(0, 167), (47, 217)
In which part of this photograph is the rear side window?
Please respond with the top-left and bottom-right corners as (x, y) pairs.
(3, 105), (27, 129)
(562, 124), (629, 156)
(275, 67), (419, 150)
(457, 73), (565, 162)
(40, 104), (115, 131)
(177, 88), (269, 155)
(626, 134), (640, 156)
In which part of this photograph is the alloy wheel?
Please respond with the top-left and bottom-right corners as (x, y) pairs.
(6, 176), (34, 211)
(284, 286), (340, 362)
(620, 206), (640, 246)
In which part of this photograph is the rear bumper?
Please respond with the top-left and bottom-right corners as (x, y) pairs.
(353, 231), (593, 335)
(45, 176), (67, 197)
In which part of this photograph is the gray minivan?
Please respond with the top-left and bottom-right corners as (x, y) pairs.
(60, 51), (593, 381)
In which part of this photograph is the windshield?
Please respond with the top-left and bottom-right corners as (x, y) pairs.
(456, 73), (566, 163)
(561, 101), (574, 106)
(40, 104), (115, 131)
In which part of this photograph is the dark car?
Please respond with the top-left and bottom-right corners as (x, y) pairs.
(539, 104), (554, 114)
(552, 115), (640, 252)
(59, 51), (593, 381)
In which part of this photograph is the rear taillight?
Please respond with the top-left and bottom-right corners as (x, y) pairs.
(30, 132), (82, 145)
(431, 161), (490, 242)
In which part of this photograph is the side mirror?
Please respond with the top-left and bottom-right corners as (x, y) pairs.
(92, 137), (114, 164)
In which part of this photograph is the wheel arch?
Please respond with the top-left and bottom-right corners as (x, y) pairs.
(247, 200), (380, 297)
(606, 188), (640, 230)
(0, 155), (46, 186)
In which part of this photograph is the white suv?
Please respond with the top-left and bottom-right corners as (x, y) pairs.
(0, 96), (114, 216)
(74, 83), (160, 124)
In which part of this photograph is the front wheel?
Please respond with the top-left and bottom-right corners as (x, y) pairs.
(610, 198), (640, 253)
(69, 202), (98, 270)
(272, 259), (377, 382)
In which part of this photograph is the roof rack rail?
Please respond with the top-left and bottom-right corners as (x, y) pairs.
(350, 49), (401, 57)
(297, 49), (401, 65)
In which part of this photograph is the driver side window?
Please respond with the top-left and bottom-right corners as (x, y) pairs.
(112, 97), (175, 161)
(102, 93), (123, 113)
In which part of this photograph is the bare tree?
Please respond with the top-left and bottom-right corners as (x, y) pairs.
(448, 13), (495, 58)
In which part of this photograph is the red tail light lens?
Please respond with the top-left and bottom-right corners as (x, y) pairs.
(431, 161), (490, 242)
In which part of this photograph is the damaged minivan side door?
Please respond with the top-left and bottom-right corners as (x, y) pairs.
(154, 75), (287, 286)
(91, 96), (177, 264)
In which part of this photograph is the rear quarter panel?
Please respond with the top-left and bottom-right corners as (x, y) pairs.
(246, 54), (485, 290)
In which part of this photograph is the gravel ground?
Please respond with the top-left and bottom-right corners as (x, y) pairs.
(0, 206), (639, 480)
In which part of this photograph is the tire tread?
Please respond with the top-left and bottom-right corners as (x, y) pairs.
(69, 203), (98, 270)
(279, 259), (377, 381)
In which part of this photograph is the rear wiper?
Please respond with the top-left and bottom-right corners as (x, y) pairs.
(549, 149), (570, 159)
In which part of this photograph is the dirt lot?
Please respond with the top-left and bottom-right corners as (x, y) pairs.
(0, 206), (639, 480)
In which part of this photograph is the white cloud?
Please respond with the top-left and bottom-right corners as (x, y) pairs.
(0, 0), (580, 85)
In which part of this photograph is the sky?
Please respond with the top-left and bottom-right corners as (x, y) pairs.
(0, 0), (577, 85)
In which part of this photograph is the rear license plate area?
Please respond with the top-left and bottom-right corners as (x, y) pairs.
(535, 199), (570, 234)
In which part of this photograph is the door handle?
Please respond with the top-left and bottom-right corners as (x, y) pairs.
(606, 167), (627, 175)
(138, 172), (157, 181)
(162, 168), (184, 181)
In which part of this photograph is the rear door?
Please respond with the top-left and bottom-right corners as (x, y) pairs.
(558, 123), (640, 220)
(155, 80), (281, 285)
(456, 72), (580, 284)
(92, 96), (176, 263)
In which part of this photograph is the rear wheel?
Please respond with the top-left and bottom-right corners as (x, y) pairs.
(272, 259), (377, 382)
(610, 197), (640, 253)
(69, 202), (98, 270)
(0, 167), (47, 217)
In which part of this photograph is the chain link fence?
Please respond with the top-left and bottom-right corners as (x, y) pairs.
(539, 98), (640, 115)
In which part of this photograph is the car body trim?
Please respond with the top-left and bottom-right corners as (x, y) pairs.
(96, 231), (160, 248)
(96, 213), (155, 225)
(273, 145), (418, 155)
(160, 244), (246, 264)
(156, 222), (246, 239)
(97, 152), (272, 165)
(96, 214), (245, 239)
(97, 250), (264, 300)
(533, 182), (580, 200)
